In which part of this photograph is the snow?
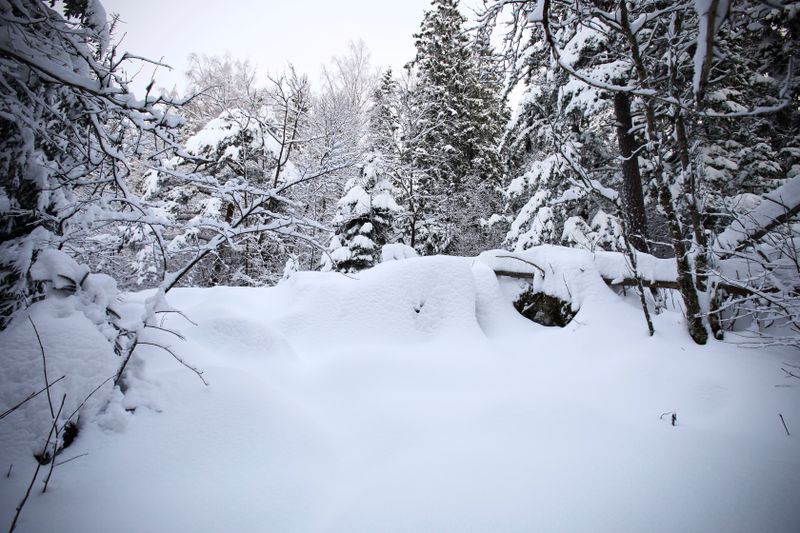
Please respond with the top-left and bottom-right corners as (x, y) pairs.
(0, 188), (10, 213)
(29, 250), (90, 291)
(561, 23), (606, 68)
(372, 192), (401, 212)
(0, 299), (120, 459)
(184, 111), (247, 158)
(715, 175), (800, 252)
(693, 0), (731, 100)
(506, 191), (553, 250)
(338, 185), (372, 215)
(1, 254), (799, 532)
(528, 0), (545, 23)
(84, 0), (109, 56)
(506, 154), (559, 198)
(182, 107), (300, 182)
(329, 245), (352, 264)
(560, 60), (629, 116)
(381, 243), (419, 262)
(349, 234), (375, 251)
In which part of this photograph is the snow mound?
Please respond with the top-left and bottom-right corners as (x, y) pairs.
(381, 243), (419, 262)
(0, 300), (120, 460)
(276, 256), (486, 348)
(478, 246), (642, 325)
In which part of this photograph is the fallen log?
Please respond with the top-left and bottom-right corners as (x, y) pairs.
(493, 270), (757, 297)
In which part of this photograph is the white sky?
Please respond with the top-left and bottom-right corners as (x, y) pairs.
(102, 0), (484, 95)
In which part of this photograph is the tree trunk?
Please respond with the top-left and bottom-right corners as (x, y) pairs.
(674, 113), (710, 289)
(658, 184), (709, 345)
(613, 91), (649, 252)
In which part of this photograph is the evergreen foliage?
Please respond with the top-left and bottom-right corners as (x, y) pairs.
(326, 154), (402, 273)
(405, 0), (507, 255)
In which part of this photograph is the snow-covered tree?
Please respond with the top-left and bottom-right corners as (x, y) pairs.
(325, 154), (402, 273)
(406, 0), (507, 255)
(292, 42), (380, 269)
(494, 14), (624, 254)
(481, 0), (799, 345)
(158, 105), (304, 285)
(0, 0), (184, 327)
(182, 52), (260, 134)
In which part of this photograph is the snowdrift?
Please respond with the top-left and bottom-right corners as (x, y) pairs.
(1, 249), (799, 533)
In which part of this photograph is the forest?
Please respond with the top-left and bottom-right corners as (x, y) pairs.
(0, 1), (799, 531)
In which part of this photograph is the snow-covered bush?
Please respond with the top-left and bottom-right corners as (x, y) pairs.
(0, 249), (125, 464)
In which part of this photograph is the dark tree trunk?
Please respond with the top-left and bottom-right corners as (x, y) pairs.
(674, 112), (709, 291)
(658, 185), (709, 345)
(613, 91), (649, 252)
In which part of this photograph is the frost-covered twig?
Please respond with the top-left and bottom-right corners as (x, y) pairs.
(143, 323), (186, 341)
(53, 453), (89, 468)
(154, 309), (199, 327)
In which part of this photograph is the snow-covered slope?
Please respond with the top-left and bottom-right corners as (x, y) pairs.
(1, 254), (799, 532)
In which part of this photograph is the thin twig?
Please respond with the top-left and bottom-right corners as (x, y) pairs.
(0, 375), (65, 421)
(54, 453), (88, 467)
(114, 338), (138, 387)
(154, 309), (198, 326)
(9, 395), (65, 532)
(28, 317), (54, 420)
(8, 461), (44, 533)
(495, 255), (546, 276)
(782, 368), (800, 380)
(779, 413), (790, 436)
(60, 376), (115, 429)
(42, 394), (67, 493)
(143, 323), (186, 341)
(137, 341), (208, 386)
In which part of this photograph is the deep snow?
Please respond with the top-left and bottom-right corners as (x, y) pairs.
(1, 254), (799, 532)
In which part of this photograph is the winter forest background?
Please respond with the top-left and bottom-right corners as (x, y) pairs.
(1, 0), (799, 531)
(4, 0), (799, 342)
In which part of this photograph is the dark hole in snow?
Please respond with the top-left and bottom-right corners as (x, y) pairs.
(33, 421), (79, 465)
(513, 288), (576, 328)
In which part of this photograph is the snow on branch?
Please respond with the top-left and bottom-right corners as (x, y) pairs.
(715, 175), (800, 254)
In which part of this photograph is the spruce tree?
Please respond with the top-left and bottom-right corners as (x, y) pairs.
(369, 69), (400, 157)
(407, 0), (506, 255)
(325, 154), (402, 273)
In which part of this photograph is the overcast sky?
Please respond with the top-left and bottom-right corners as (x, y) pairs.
(102, 0), (483, 95)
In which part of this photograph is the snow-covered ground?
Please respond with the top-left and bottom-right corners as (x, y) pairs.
(1, 253), (799, 532)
